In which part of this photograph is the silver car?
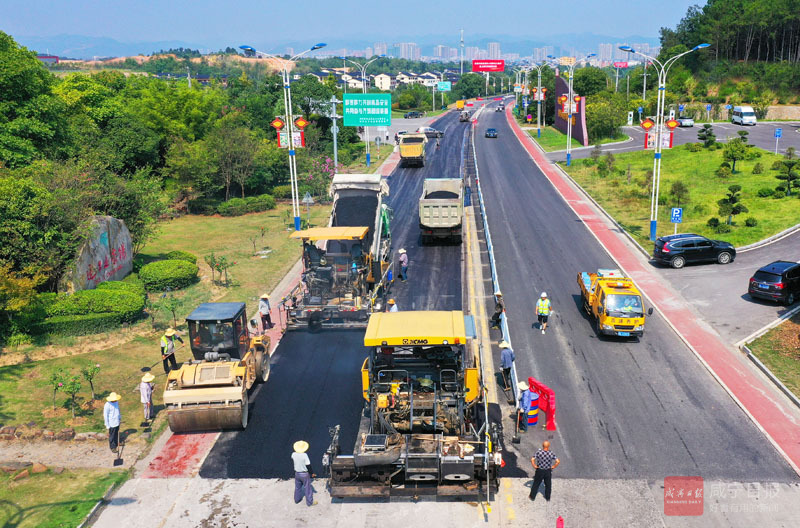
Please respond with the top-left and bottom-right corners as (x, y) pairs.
(677, 116), (694, 127)
(417, 126), (443, 138)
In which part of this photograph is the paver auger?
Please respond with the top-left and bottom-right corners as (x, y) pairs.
(163, 302), (270, 433)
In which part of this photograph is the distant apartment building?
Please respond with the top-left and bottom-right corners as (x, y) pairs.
(366, 47), (373, 58)
(532, 46), (553, 62)
(373, 42), (388, 56)
(598, 43), (613, 62)
(448, 47), (459, 61)
(393, 42), (420, 60)
(286, 47), (295, 57)
(465, 46), (479, 60)
(487, 42), (501, 59)
(433, 45), (448, 59)
(502, 53), (520, 62)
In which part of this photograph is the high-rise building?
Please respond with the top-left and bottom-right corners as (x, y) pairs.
(613, 43), (629, 61)
(449, 47), (459, 61)
(487, 42), (501, 59)
(598, 43), (612, 62)
(286, 47), (295, 57)
(465, 46), (479, 60)
(532, 46), (554, 62)
(373, 42), (388, 56)
(393, 42), (420, 60)
(433, 45), (448, 59)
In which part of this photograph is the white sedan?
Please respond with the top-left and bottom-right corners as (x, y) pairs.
(677, 117), (695, 127)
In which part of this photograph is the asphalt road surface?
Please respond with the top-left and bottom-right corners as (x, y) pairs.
(474, 102), (796, 481)
(548, 121), (800, 161)
(200, 112), (469, 479)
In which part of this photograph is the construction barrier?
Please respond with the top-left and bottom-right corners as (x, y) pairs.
(528, 376), (557, 431)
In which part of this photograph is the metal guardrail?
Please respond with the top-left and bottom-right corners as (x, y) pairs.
(468, 109), (521, 411)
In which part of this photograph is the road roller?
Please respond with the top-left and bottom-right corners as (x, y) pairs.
(163, 302), (270, 433)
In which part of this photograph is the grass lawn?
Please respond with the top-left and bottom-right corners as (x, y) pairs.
(526, 126), (628, 152)
(340, 143), (395, 173)
(747, 314), (800, 397)
(0, 204), (330, 436)
(391, 109), (446, 118)
(563, 145), (800, 248)
(0, 468), (126, 528)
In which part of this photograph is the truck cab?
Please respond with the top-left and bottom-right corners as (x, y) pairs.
(578, 269), (652, 338)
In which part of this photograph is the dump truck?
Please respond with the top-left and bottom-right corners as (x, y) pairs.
(325, 311), (501, 499)
(163, 302), (271, 433)
(283, 174), (393, 330)
(459, 110), (471, 122)
(577, 269), (653, 338)
(419, 178), (464, 244)
(456, 100), (465, 110)
(399, 133), (427, 167)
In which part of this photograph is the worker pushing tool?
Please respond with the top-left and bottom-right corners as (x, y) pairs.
(160, 328), (184, 373)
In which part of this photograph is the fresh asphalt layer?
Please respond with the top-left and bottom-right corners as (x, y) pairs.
(199, 111), (468, 479)
(653, 232), (800, 345)
(473, 101), (796, 481)
(548, 121), (800, 161)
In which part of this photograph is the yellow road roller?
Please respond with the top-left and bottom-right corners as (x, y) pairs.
(163, 302), (270, 433)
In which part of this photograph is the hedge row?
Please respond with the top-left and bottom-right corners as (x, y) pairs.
(165, 250), (198, 264)
(33, 312), (130, 337)
(271, 185), (313, 200)
(139, 259), (199, 291)
(216, 194), (276, 216)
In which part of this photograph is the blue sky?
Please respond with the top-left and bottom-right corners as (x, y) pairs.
(1, 0), (699, 47)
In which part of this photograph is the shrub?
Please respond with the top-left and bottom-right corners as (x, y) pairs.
(752, 162), (763, 174)
(692, 204), (708, 215)
(771, 160), (784, 170)
(716, 166), (732, 178)
(139, 259), (198, 291)
(165, 250), (198, 264)
(745, 217), (758, 227)
(716, 224), (732, 233)
(745, 148), (762, 160)
(33, 312), (127, 336)
(186, 198), (221, 215)
(217, 194), (276, 216)
(271, 185), (292, 199)
(246, 194), (276, 213)
(685, 142), (703, 152)
(776, 184), (787, 192)
(720, 161), (731, 169)
(757, 187), (774, 197)
(773, 191), (786, 199)
(707, 217), (720, 229)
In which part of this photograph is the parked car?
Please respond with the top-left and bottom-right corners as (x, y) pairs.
(652, 233), (736, 269)
(495, 106), (502, 112)
(732, 105), (757, 126)
(404, 111), (423, 119)
(485, 128), (498, 138)
(677, 116), (694, 127)
(748, 261), (800, 305)
(417, 126), (443, 138)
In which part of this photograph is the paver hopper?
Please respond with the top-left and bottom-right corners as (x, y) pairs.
(163, 302), (270, 433)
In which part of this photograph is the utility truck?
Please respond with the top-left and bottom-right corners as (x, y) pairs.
(577, 269), (652, 338)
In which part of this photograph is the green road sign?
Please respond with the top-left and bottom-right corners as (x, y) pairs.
(343, 93), (392, 127)
(437, 81), (452, 92)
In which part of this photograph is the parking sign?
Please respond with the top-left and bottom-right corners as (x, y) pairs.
(706, 104), (712, 111)
(679, 104), (685, 112)
(671, 207), (683, 224)
(775, 128), (783, 138)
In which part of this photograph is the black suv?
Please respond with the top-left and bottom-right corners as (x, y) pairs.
(404, 111), (423, 119)
(748, 261), (800, 305)
(652, 233), (736, 269)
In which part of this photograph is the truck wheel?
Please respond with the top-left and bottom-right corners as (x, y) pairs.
(670, 256), (685, 269)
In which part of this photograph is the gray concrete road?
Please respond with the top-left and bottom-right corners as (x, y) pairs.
(548, 121), (800, 161)
(472, 100), (796, 482)
(651, 232), (800, 345)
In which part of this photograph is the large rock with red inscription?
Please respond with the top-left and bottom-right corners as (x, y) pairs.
(59, 216), (133, 293)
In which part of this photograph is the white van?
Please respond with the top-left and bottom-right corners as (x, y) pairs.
(731, 105), (757, 126)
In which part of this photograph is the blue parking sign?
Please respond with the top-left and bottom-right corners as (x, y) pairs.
(775, 128), (783, 138)
(725, 104), (732, 109)
(706, 104), (712, 111)
(637, 106), (643, 113)
(679, 104), (685, 112)
(671, 207), (683, 223)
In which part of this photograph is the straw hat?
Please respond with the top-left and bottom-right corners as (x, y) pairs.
(106, 392), (122, 402)
(388, 299), (396, 305)
(141, 373), (155, 383)
(517, 381), (529, 391)
(398, 248), (406, 254)
(165, 328), (176, 337)
(260, 293), (269, 299)
(418, 378), (434, 388)
(499, 341), (510, 349)
(494, 290), (502, 297)
(293, 440), (309, 453)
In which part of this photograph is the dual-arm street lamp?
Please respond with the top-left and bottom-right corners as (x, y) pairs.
(526, 58), (556, 138)
(342, 55), (384, 167)
(551, 53), (596, 166)
(240, 43), (327, 232)
(619, 43), (709, 240)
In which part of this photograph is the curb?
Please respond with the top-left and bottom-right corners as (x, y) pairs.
(736, 222), (800, 252)
(742, 345), (800, 409)
(77, 480), (122, 528)
(543, 133), (635, 154)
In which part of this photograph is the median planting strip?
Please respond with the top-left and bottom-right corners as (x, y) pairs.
(505, 105), (800, 475)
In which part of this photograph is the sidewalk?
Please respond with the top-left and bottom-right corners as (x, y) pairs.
(504, 106), (800, 475)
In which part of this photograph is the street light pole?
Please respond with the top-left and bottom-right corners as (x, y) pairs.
(344, 56), (383, 167)
(620, 43), (709, 240)
(330, 95), (341, 168)
(240, 43), (327, 231)
(562, 53), (596, 167)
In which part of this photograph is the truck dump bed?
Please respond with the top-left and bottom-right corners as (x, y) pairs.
(419, 178), (464, 243)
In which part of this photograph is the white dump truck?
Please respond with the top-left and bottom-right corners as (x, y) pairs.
(418, 178), (464, 244)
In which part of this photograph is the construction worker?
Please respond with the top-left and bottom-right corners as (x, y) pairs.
(160, 328), (184, 374)
(103, 392), (121, 453)
(490, 291), (504, 329)
(259, 293), (273, 331)
(398, 248), (408, 282)
(535, 292), (552, 335)
(517, 380), (533, 432)
(139, 373), (155, 422)
(499, 341), (514, 390)
(387, 298), (399, 312)
(292, 440), (316, 506)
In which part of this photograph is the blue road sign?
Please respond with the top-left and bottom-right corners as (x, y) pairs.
(671, 207), (683, 224)
(637, 106), (643, 113)
(679, 104), (685, 112)
(725, 104), (732, 109)
(706, 104), (712, 111)
(775, 128), (783, 138)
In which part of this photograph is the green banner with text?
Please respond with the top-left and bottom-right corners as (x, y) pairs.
(343, 93), (392, 127)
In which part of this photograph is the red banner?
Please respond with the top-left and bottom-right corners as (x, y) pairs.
(472, 59), (505, 72)
(613, 61), (629, 68)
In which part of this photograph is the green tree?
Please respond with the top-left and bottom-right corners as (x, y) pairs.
(453, 73), (485, 99)
(670, 181), (690, 205)
(776, 160), (800, 196)
(722, 138), (748, 172)
(48, 368), (66, 411)
(0, 263), (46, 340)
(585, 93), (626, 143)
(81, 363), (101, 400)
(573, 67), (608, 97)
(207, 115), (259, 199)
(62, 374), (82, 419)
(717, 184), (748, 225)
(697, 124), (716, 147)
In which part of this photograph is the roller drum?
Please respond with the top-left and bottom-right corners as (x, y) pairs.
(167, 400), (248, 433)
